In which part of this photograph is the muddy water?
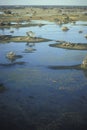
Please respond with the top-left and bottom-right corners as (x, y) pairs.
(0, 20), (87, 129)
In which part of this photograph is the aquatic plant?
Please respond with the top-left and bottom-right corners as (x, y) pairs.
(6, 51), (16, 60)
(26, 31), (35, 38)
(81, 56), (87, 69)
(84, 34), (87, 38)
(6, 51), (23, 62)
(4, 10), (12, 14)
(61, 26), (69, 31)
(78, 30), (83, 33)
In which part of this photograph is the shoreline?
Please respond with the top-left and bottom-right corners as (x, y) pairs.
(0, 6), (87, 24)
(0, 35), (51, 43)
(0, 23), (45, 28)
(49, 41), (87, 50)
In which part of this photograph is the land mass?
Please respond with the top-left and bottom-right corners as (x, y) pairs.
(0, 6), (87, 26)
(0, 35), (51, 43)
(49, 41), (87, 50)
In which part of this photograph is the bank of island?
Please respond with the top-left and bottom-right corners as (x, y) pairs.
(49, 41), (87, 50)
(0, 35), (51, 43)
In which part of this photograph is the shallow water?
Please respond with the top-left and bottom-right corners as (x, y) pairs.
(0, 20), (87, 129)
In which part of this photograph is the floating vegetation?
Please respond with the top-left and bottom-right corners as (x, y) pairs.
(61, 26), (69, 31)
(84, 34), (87, 39)
(26, 31), (36, 38)
(81, 56), (87, 69)
(6, 51), (23, 62)
(6, 51), (16, 60)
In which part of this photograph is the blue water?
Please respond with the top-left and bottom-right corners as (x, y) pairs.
(0, 20), (87, 129)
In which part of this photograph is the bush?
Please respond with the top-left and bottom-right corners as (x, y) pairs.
(4, 10), (12, 14)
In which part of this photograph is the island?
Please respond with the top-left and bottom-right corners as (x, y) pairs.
(49, 41), (87, 50)
(0, 35), (51, 43)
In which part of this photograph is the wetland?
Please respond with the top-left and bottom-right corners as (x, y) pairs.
(0, 5), (87, 130)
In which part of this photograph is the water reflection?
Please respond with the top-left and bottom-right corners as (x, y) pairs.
(26, 42), (35, 47)
(48, 64), (81, 70)
(48, 64), (87, 80)
(0, 61), (25, 67)
(83, 70), (87, 78)
(0, 83), (7, 93)
(24, 42), (36, 53)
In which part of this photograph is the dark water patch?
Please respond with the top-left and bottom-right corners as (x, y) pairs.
(0, 61), (25, 67)
(78, 95), (87, 105)
(0, 119), (37, 130)
(48, 112), (87, 130)
(28, 95), (35, 99)
(48, 64), (81, 70)
(0, 83), (7, 93)
(0, 68), (87, 129)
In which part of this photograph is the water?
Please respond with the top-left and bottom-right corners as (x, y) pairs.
(0, 20), (87, 129)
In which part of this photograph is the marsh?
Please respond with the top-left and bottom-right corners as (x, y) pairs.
(0, 6), (87, 130)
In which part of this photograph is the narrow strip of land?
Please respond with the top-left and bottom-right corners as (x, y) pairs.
(49, 41), (87, 50)
(0, 35), (51, 43)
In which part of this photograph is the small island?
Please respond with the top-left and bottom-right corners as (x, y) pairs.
(49, 41), (87, 50)
(0, 35), (51, 43)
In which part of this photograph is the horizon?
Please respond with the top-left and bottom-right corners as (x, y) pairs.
(0, 0), (87, 6)
(0, 4), (87, 7)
